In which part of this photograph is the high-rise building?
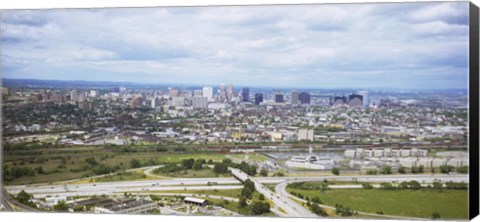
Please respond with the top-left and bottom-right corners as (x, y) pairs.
(169, 89), (179, 97)
(131, 96), (143, 108)
(226, 84), (233, 101)
(275, 94), (284, 103)
(151, 97), (160, 108)
(203, 87), (213, 100)
(219, 84), (226, 102)
(332, 96), (347, 106)
(348, 94), (363, 107)
(298, 128), (314, 141)
(242, 88), (250, 102)
(254, 93), (263, 105)
(192, 96), (208, 109)
(194, 90), (203, 96)
(291, 91), (299, 105)
(299, 92), (311, 104)
(70, 90), (79, 101)
(358, 91), (369, 107)
(90, 90), (98, 98)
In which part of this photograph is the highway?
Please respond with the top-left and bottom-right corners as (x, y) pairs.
(230, 168), (318, 218)
(5, 174), (467, 197)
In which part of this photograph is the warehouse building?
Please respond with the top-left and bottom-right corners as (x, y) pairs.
(94, 199), (157, 214)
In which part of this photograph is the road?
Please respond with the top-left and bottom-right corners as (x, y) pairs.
(230, 168), (318, 218)
(5, 174), (467, 198)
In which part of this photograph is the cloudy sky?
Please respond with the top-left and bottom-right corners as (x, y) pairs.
(0, 2), (470, 89)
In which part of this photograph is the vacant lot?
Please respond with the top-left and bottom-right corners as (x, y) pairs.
(3, 148), (232, 185)
(286, 188), (468, 219)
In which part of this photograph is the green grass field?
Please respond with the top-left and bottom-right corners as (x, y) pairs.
(287, 188), (468, 219)
(155, 168), (230, 178)
(3, 150), (232, 185)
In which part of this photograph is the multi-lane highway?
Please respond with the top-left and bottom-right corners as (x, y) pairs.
(230, 168), (318, 218)
(2, 172), (468, 217)
(5, 174), (468, 197)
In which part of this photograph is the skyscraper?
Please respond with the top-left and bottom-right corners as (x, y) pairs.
(226, 84), (233, 102)
(192, 96), (208, 109)
(299, 92), (311, 104)
(348, 94), (363, 107)
(254, 93), (263, 105)
(275, 94), (284, 103)
(202, 87), (213, 100)
(358, 90), (369, 107)
(291, 91), (299, 105)
(242, 88), (249, 102)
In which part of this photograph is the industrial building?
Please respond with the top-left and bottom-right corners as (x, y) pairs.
(94, 199), (157, 214)
(184, 197), (208, 207)
(286, 146), (334, 170)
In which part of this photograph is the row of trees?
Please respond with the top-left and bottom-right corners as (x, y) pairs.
(238, 179), (271, 215)
(213, 159), (257, 176)
(361, 181), (468, 190)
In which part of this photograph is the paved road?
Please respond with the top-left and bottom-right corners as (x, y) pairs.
(230, 168), (318, 218)
(5, 174), (467, 197)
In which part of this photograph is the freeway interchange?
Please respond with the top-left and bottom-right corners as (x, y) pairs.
(3, 168), (468, 217)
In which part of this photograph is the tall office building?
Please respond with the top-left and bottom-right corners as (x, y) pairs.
(203, 87), (213, 100)
(291, 91), (299, 105)
(348, 94), (363, 107)
(219, 84), (226, 101)
(169, 89), (179, 97)
(226, 84), (233, 102)
(299, 92), (311, 104)
(275, 94), (284, 103)
(254, 93), (263, 105)
(194, 90), (203, 96)
(70, 90), (79, 101)
(151, 97), (160, 108)
(358, 91), (369, 107)
(242, 88), (250, 102)
(90, 90), (98, 98)
(192, 96), (208, 109)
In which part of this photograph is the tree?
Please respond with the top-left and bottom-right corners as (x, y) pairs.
(16, 190), (36, 208)
(53, 200), (69, 212)
(310, 203), (328, 216)
(130, 159), (141, 168)
(182, 158), (195, 169)
(311, 196), (323, 204)
(398, 166), (406, 174)
(331, 167), (340, 176)
(432, 212), (441, 220)
(432, 181), (443, 189)
(380, 166), (391, 175)
(439, 165), (455, 174)
(258, 194), (265, 201)
(380, 182), (394, 190)
(250, 201), (270, 215)
(408, 180), (422, 190)
(85, 157), (98, 166)
(260, 169), (268, 177)
(362, 183), (373, 189)
(213, 163), (228, 174)
(35, 166), (44, 174)
(192, 159), (203, 170)
(238, 197), (248, 209)
(456, 166), (468, 174)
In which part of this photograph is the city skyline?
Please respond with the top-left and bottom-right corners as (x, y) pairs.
(1, 2), (470, 89)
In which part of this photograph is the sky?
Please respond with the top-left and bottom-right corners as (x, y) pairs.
(0, 2), (470, 89)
